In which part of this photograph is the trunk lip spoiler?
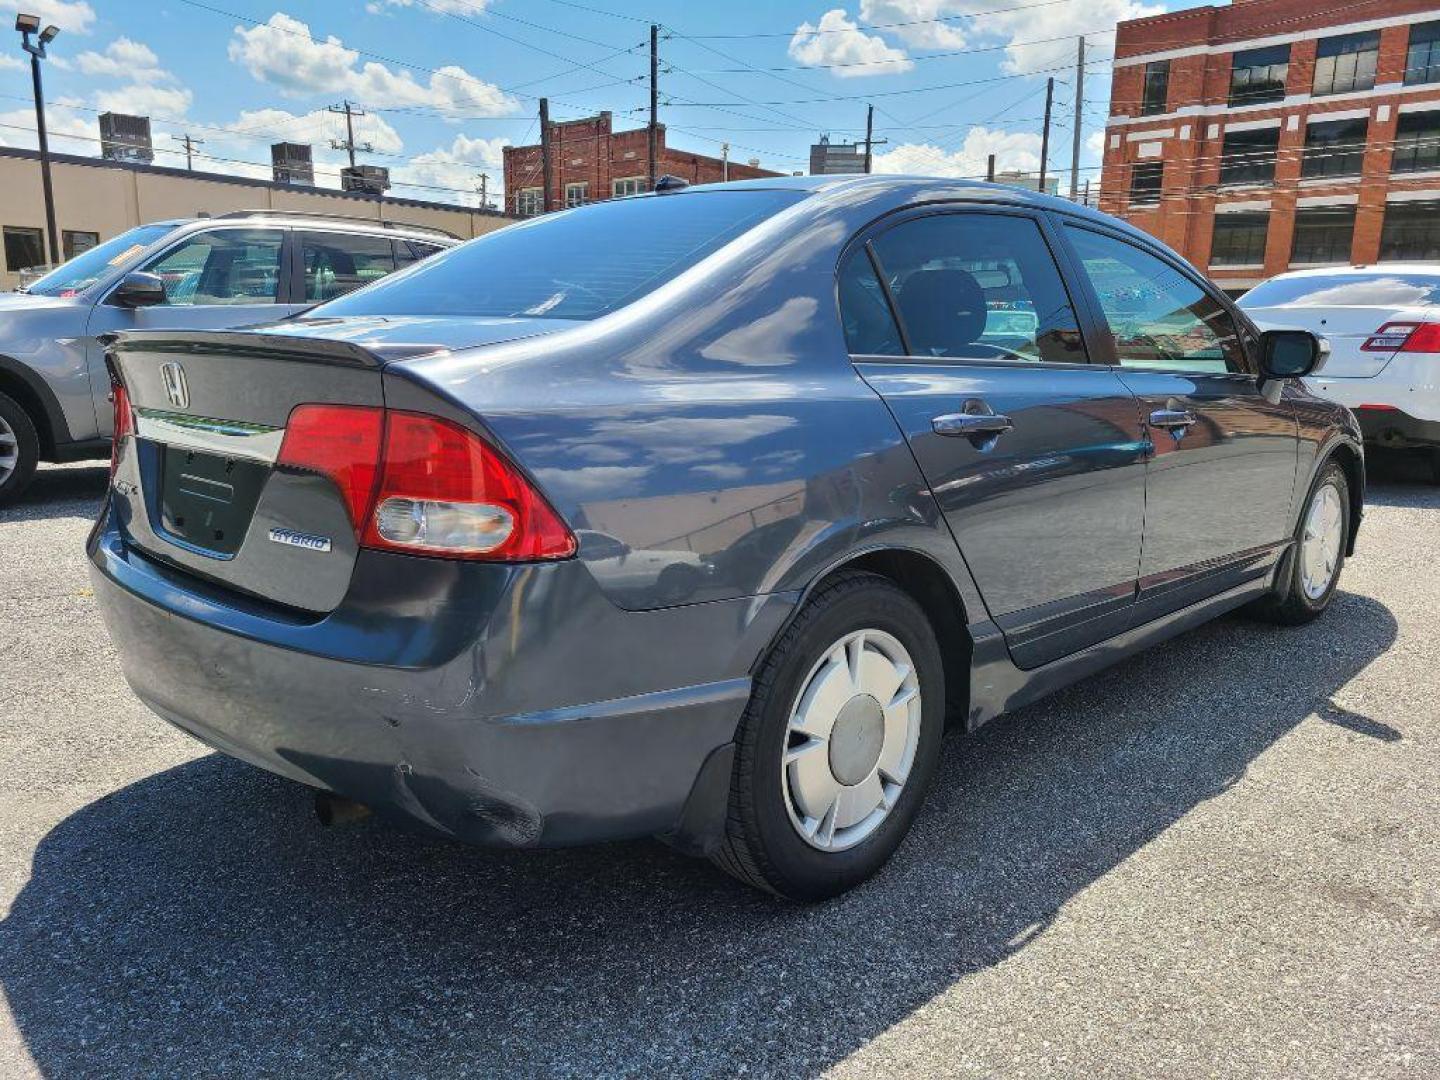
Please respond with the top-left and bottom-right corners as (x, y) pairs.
(104, 327), (447, 369)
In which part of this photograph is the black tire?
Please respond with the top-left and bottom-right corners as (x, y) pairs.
(1249, 461), (1349, 626)
(712, 571), (946, 901)
(0, 390), (40, 507)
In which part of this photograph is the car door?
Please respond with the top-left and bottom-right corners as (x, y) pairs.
(1058, 221), (1299, 620)
(86, 227), (304, 435)
(844, 206), (1149, 669)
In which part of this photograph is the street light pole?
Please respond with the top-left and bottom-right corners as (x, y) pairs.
(15, 14), (61, 268)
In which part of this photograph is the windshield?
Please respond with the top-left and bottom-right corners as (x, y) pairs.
(1241, 273), (1440, 309)
(314, 190), (806, 321)
(23, 224), (177, 297)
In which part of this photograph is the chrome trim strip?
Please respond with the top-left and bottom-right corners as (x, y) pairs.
(134, 408), (284, 463)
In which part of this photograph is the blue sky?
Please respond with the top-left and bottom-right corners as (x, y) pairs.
(0, 0), (1175, 206)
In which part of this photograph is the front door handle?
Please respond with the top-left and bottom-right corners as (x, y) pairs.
(1149, 408), (1197, 432)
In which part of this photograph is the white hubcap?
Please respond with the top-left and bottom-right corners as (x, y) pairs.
(781, 629), (921, 852)
(0, 414), (17, 486)
(1300, 482), (1344, 601)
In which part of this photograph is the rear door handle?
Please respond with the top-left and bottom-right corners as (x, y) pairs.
(932, 412), (1015, 438)
(1148, 408), (1197, 432)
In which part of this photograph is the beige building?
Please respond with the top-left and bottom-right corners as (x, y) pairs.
(0, 147), (514, 290)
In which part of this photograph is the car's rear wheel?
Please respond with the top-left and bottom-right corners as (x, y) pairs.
(712, 571), (944, 901)
(0, 391), (40, 507)
(1249, 461), (1349, 625)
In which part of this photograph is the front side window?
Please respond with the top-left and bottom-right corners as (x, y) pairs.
(515, 188), (543, 217)
(1220, 127), (1279, 186)
(1141, 61), (1170, 116)
(1380, 203), (1440, 261)
(300, 231), (396, 302)
(866, 213), (1085, 364)
(1211, 213), (1269, 267)
(1391, 110), (1440, 173)
(62, 230), (99, 260)
(138, 228), (284, 306)
(1313, 31), (1379, 96)
(613, 176), (645, 197)
(1129, 162), (1164, 206)
(565, 182), (589, 208)
(1229, 45), (1290, 106)
(1302, 117), (1368, 179)
(21, 223), (175, 296)
(1406, 20), (1440, 85)
(1290, 207), (1356, 265)
(315, 190), (804, 322)
(3, 226), (44, 272)
(1065, 226), (1249, 375)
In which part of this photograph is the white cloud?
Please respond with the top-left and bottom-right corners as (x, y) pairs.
(93, 83), (194, 119)
(873, 125), (1043, 178)
(0, 102), (95, 153)
(858, 0), (966, 49)
(391, 133), (510, 206)
(0, 54), (21, 71)
(228, 12), (517, 116)
(74, 37), (174, 83)
(0, 0), (95, 35)
(372, 0), (494, 12)
(789, 9), (913, 78)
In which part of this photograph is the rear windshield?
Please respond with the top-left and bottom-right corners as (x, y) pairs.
(1241, 273), (1440, 309)
(23, 223), (177, 296)
(313, 190), (805, 321)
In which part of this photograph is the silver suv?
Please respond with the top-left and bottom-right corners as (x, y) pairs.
(0, 210), (455, 503)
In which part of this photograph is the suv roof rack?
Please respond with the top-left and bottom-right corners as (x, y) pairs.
(214, 209), (459, 240)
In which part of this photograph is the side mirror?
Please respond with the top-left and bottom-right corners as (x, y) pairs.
(110, 270), (167, 308)
(1258, 328), (1327, 381)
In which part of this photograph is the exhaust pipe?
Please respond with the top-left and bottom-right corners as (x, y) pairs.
(314, 791), (371, 827)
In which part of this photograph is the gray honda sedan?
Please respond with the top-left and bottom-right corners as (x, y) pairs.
(90, 176), (1362, 900)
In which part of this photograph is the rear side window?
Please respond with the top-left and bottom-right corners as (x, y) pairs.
(837, 248), (903, 355)
(866, 213), (1086, 363)
(394, 240), (445, 269)
(300, 231), (397, 302)
(1065, 226), (1250, 375)
(314, 190), (805, 322)
(1240, 273), (1440, 308)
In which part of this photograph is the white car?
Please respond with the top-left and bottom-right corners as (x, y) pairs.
(1241, 265), (1440, 482)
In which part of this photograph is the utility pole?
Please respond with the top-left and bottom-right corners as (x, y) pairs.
(477, 172), (489, 210)
(648, 24), (659, 191)
(721, 142), (729, 182)
(1070, 37), (1085, 200)
(861, 104), (887, 174)
(986, 153), (996, 182)
(539, 97), (554, 213)
(16, 16), (61, 267)
(1038, 76), (1054, 195)
(173, 133), (203, 172)
(328, 100), (371, 169)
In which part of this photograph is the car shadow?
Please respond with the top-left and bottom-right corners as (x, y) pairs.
(0, 592), (1399, 1076)
(0, 464), (108, 524)
(1363, 449), (1440, 507)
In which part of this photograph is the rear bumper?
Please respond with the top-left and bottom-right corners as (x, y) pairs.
(1351, 406), (1440, 449)
(88, 505), (796, 850)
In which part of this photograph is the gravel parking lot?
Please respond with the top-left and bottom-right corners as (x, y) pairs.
(1, 457), (1437, 1078)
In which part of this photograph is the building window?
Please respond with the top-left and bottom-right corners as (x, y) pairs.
(515, 188), (543, 217)
(612, 176), (645, 197)
(564, 182), (589, 208)
(1229, 45), (1290, 106)
(62, 230), (99, 260)
(1380, 202), (1440, 259)
(1211, 213), (1269, 267)
(1392, 109), (1440, 173)
(1140, 61), (1170, 116)
(1406, 21), (1440, 85)
(1219, 127), (1279, 186)
(2, 226), (44, 271)
(1128, 162), (1163, 205)
(1313, 31), (1379, 96)
(1302, 117), (1368, 179)
(1290, 207), (1356, 264)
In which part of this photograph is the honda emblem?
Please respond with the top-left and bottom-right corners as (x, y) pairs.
(160, 361), (189, 409)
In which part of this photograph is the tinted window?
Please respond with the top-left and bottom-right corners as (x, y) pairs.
(1065, 226), (1249, 375)
(140, 228), (284, 306)
(1407, 21), (1440, 85)
(1141, 61), (1170, 116)
(1314, 31), (1379, 96)
(63, 230), (100, 260)
(3, 226), (44, 272)
(301, 231), (396, 302)
(1220, 127), (1279, 186)
(24, 223), (174, 295)
(1302, 117), (1367, 179)
(1380, 205), (1440, 262)
(316, 191), (804, 322)
(394, 240), (445, 270)
(1129, 162), (1163, 205)
(1290, 207), (1355, 265)
(1230, 45), (1289, 106)
(1241, 272), (1440, 309)
(869, 214), (1085, 363)
(837, 247), (902, 355)
(1211, 213), (1269, 267)
(1391, 110), (1440, 173)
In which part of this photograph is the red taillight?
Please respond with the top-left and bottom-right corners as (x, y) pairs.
(109, 379), (133, 477)
(276, 405), (575, 562)
(1362, 321), (1440, 353)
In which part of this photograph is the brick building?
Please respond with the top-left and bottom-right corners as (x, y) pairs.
(1101, 0), (1440, 292)
(501, 112), (782, 216)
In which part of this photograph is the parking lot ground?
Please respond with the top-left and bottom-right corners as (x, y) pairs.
(0, 457), (1437, 1079)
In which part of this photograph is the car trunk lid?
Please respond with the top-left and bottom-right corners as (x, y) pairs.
(1245, 304), (1433, 378)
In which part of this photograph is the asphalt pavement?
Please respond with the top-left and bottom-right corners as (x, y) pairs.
(0, 456), (1436, 1078)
